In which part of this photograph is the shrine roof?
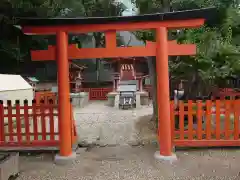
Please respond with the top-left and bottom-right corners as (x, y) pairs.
(109, 57), (147, 63)
(70, 62), (86, 69)
(16, 7), (216, 26)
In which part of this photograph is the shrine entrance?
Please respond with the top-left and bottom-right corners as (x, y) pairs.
(17, 7), (215, 161)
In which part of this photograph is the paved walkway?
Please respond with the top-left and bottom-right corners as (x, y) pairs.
(19, 145), (240, 180)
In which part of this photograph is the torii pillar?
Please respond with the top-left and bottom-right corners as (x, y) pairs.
(155, 27), (173, 159)
(56, 31), (73, 158)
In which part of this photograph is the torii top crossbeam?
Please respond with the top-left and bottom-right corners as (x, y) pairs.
(18, 8), (215, 61)
(18, 8), (215, 34)
(15, 7), (216, 160)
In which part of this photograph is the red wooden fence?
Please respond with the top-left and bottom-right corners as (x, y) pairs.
(79, 88), (113, 100)
(216, 88), (240, 100)
(171, 100), (240, 147)
(35, 91), (57, 104)
(143, 86), (240, 100)
(0, 99), (77, 148)
(37, 88), (113, 101)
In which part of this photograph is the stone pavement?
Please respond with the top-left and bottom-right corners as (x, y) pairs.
(73, 101), (156, 146)
(18, 145), (240, 180)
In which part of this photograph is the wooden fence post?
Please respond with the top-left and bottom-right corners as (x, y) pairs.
(196, 100), (203, 140)
(0, 100), (4, 144)
(233, 99), (240, 140)
(24, 99), (30, 143)
(7, 100), (14, 142)
(170, 101), (175, 145)
(215, 100), (221, 140)
(179, 100), (184, 140)
(70, 98), (73, 146)
(205, 100), (212, 140)
(32, 99), (38, 141)
(224, 100), (231, 139)
(70, 98), (77, 145)
(15, 100), (22, 143)
(48, 99), (55, 141)
(40, 99), (47, 141)
(187, 100), (193, 140)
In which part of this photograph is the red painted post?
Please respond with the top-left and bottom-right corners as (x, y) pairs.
(170, 101), (175, 143)
(40, 100), (47, 141)
(24, 100), (30, 143)
(32, 99), (39, 140)
(0, 100), (4, 144)
(15, 100), (22, 143)
(179, 101), (185, 140)
(196, 100), (203, 140)
(234, 100), (240, 140)
(49, 99), (55, 141)
(156, 27), (172, 156)
(56, 31), (72, 157)
(7, 100), (14, 142)
(206, 100), (212, 140)
(187, 100), (193, 140)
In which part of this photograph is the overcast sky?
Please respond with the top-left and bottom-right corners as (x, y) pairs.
(117, 0), (137, 16)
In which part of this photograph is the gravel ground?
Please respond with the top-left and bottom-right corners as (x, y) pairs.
(18, 145), (240, 180)
(14, 101), (240, 179)
(73, 101), (155, 146)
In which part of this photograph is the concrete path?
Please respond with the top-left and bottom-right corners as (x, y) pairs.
(73, 101), (155, 146)
(18, 145), (240, 180)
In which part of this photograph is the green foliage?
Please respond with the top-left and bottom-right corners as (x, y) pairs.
(1, 0), (239, 86)
(0, 0), (125, 67)
(134, 0), (240, 87)
(132, 0), (240, 122)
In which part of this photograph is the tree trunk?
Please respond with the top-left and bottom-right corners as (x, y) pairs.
(147, 56), (158, 122)
(161, 0), (170, 12)
(94, 32), (103, 85)
(148, 0), (170, 123)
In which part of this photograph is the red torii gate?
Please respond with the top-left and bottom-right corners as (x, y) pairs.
(17, 7), (215, 163)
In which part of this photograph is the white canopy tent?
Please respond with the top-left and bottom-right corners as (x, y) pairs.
(0, 74), (34, 106)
